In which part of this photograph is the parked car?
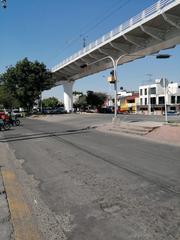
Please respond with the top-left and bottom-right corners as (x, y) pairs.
(163, 110), (180, 116)
(42, 108), (53, 114)
(98, 106), (114, 113)
(11, 109), (23, 117)
(85, 108), (97, 113)
(51, 107), (67, 114)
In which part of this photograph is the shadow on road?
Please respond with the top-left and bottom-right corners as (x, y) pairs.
(0, 127), (92, 143)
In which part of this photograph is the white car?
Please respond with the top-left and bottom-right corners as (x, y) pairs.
(11, 109), (23, 118)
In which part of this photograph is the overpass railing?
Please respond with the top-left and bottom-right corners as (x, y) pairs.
(52, 0), (176, 71)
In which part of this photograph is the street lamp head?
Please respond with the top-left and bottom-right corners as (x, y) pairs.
(156, 54), (171, 59)
(80, 63), (88, 69)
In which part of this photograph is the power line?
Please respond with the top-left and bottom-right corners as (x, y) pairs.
(48, 0), (133, 64)
(77, 0), (129, 37)
(80, 0), (133, 38)
(62, 0), (130, 50)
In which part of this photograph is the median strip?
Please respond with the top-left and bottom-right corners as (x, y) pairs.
(1, 170), (42, 240)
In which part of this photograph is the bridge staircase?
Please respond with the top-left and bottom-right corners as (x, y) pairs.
(110, 118), (162, 136)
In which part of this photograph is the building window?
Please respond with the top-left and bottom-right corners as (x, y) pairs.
(140, 98), (142, 105)
(127, 99), (135, 103)
(140, 89), (143, 96)
(145, 98), (147, 105)
(150, 97), (156, 105)
(145, 88), (147, 95)
(177, 96), (180, 104)
(159, 96), (164, 104)
(150, 87), (156, 94)
(171, 96), (175, 104)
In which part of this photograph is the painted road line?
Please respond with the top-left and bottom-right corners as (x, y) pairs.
(2, 170), (42, 240)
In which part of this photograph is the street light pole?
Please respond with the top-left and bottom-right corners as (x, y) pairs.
(146, 73), (152, 115)
(163, 78), (168, 123)
(113, 54), (126, 119)
(81, 54), (142, 119)
(81, 55), (124, 119)
(156, 54), (171, 124)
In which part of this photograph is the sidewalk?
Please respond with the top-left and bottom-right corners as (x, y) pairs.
(0, 143), (14, 240)
(0, 141), (42, 240)
(96, 120), (180, 146)
(146, 124), (180, 145)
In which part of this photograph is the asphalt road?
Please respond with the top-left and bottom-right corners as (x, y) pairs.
(1, 114), (180, 240)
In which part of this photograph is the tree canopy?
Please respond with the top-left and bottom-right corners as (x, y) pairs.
(74, 91), (107, 110)
(42, 97), (62, 109)
(74, 94), (87, 108)
(0, 58), (54, 111)
(86, 91), (107, 108)
(0, 85), (20, 109)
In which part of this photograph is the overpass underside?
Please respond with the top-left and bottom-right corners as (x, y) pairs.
(52, 0), (180, 112)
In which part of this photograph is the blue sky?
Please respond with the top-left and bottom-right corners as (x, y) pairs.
(0, 0), (180, 101)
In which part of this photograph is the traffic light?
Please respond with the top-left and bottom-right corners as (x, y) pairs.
(110, 70), (114, 76)
(107, 70), (116, 84)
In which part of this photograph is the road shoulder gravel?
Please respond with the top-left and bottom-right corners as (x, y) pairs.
(0, 140), (68, 240)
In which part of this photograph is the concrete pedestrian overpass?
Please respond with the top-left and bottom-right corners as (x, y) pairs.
(52, 0), (180, 112)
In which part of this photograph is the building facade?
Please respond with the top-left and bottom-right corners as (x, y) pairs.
(117, 91), (139, 113)
(138, 79), (180, 115)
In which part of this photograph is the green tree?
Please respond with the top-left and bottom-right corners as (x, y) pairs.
(86, 91), (107, 108)
(42, 97), (60, 108)
(0, 58), (54, 111)
(74, 94), (87, 109)
(0, 85), (20, 109)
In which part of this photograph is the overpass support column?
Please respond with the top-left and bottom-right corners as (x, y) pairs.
(63, 81), (74, 113)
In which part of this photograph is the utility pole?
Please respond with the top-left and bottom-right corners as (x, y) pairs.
(146, 73), (153, 115)
(82, 36), (88, 48)
(163, 78), (168, 124)
(156, 53), (171, 124)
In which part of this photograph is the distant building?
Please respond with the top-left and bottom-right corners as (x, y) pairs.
(104, 94), (114, 107)
(138, 79), (180, 115)
(117, 90), (139, 113)
(72, 92), (83, 103)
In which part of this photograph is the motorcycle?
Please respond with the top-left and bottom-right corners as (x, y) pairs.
(0, 119), (11, 131)
(7, 116), (20, 126)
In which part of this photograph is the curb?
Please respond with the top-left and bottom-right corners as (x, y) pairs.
(1, 169), (42, 240)
(0, 141), (42, 240)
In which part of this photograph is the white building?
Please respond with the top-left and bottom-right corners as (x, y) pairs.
(117, 90), (132, 97)
(138, 79), (180, 115)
